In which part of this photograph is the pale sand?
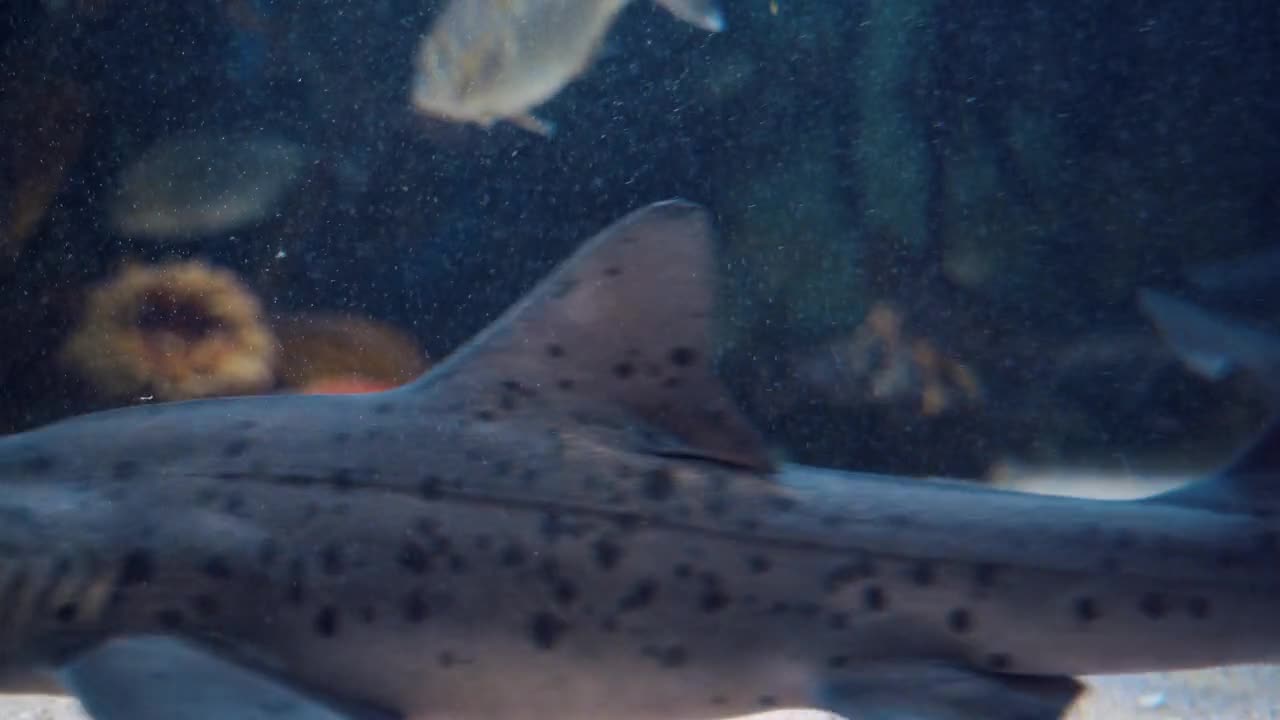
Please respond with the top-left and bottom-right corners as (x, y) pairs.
(2, 665), (1279, 719)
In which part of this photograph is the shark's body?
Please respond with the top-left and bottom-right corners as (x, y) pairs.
(2, 201), (1278, 720)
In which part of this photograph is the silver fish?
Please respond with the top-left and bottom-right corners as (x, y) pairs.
(1, 200), (1279, 720)
(1138, 287), (1280, 394)
(108, 132), (308, 241)
(411, 0), (724, 135)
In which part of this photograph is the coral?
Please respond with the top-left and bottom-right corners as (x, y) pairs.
(61, 260), (277, 401)
(271, 313), (427, 392)
(793, 302), (981, 417)
(299, 376), (400, 395)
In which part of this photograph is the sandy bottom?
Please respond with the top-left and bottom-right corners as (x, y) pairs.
(3, 665), (1279, 720)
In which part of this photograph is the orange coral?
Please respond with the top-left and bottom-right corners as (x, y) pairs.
(61, 260), (277, 401)
(272, 313), (428, 392)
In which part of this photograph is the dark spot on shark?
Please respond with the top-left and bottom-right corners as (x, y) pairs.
(1139, 592), (1167, 619)
(593, 539), (623, 570)
(974, 563), (999, 587)
(827, 655), (850, 669)
(474, 409), (497, 422)
(703, 495), (729, 517)
(986, 653), (1012, 671)
(546, 343), (565, 359)
(449, 554), (469, 574)
(618, 578), (659, 611)
(329, 469), (355, 492)
(946, 608), (973, 634)
(223, 439), (251, 458)
(699, 575), (731, 613)
(557, 378), (575, 391)
(643, 468), (675, 502)
(419, 475), (444, 500)
(54, 602), (78, 623)
(222, 493), (247, 515)
(658, 645), (687, 668)
(552, 579), (578, 606)
(403, 589), (429, 623)
(758, 695), (778, 708)
(111, 460), (140, 481)
(864, 585), (886, 611)
(828, 611), (849, 630)
(604, 265), (623, 277)
(1073, 596), (1100, 622)
(1100, 555), (1121, 573)
(529, 611), (568, 650)
(1188, 596), (1211, 619)
(118, 549), (154, 587)
(332, 432), (350, 445)
(669, 346), (697, 367)
(314, 606), (339, 637)
(500, 394), (517, 412)
(20, 454), (55, 474)
(493, 460), (513, 478)
(747, 555), (771, 574)
(438, 651), (457, 668)
(612, 362), (635, 380)
(192, 594), (219, 617)
(710, 695), (729, 706)
(373, 401), (395, 415)
(824, 560), (873, 593)
(473, 534), (494, 552)
(320, 544), (344, 576)
(399, 541), (431, 574)
(909, 560), (936, 586)
(156, 609), (185, 629)
(612, 512), (643, 532)
(499, 544), (527, 567)
(359, 606), (377, 624)
(203, 556), (233, 580)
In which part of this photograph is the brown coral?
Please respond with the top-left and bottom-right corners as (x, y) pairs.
(61, 260), (277, 401)
(271, 313), (428, 392)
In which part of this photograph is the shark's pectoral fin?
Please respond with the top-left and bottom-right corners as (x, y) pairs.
(404, 200), (775, 472)
(817, 662), (1084, 720)
(57, 635), (398, 720)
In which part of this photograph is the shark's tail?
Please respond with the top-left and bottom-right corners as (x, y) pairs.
(1154, 416), (1280, 512)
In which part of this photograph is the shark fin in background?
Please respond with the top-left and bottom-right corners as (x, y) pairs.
(817, 662), (1084, 720)
(1137, 287), (1280, 386)
(405, 199), (774, 472)
(58, 635), (396, 720)
(652, 0), (726, 32)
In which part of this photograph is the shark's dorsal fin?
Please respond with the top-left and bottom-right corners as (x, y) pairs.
(407, 199), (774, 472)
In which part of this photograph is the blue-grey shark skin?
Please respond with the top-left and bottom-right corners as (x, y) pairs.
(1, 200), (1279, 720)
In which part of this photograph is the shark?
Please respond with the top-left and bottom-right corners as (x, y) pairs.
(0, 200), (1278, 720)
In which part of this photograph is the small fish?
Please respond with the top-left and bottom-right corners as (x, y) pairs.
(108, 132), (308, 240)
(410, 0), (724, 135)
(1, 201), (1279, 720)
(1138, 287), (1280, 393)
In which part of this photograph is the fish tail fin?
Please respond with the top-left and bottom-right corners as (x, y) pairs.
(1154, 416), (1280, 512)
(1138, 287), (1280, 385)
(652, 0), (725, 31)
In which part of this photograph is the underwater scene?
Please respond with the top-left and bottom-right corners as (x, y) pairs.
(1, 0), (1278, 718)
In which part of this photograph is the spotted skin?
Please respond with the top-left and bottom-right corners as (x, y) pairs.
(0, 201), (1278, 720)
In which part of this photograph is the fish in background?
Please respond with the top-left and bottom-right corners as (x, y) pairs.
(1138, 287), (1280, 396)
(410, 0), (725, 136)
(108, 132), (309, 241)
